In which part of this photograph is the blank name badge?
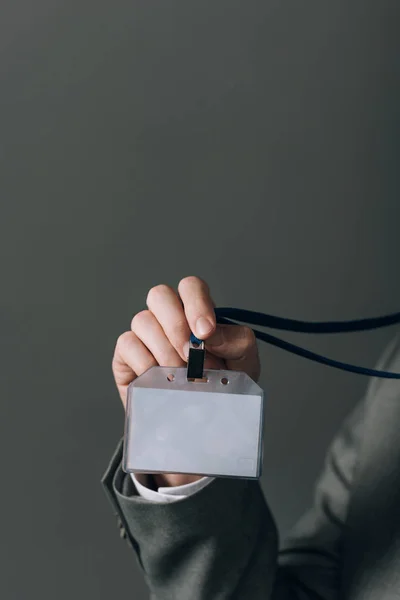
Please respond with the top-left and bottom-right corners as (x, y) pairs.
(122, 366), (265, 480)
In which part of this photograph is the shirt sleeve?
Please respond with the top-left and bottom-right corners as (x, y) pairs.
(130, 472), (216, 503)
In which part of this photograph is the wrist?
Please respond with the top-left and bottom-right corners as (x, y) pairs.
(153, 473), (204, 488)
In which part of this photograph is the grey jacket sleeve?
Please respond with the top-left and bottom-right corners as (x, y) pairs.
(101, 401), (361, 600)
(101, 336), (398, 600)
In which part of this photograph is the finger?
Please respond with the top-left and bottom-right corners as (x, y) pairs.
(206, 324), (261, 382)
(112, 330), (157, 407)
(131, 309), (186, 368)
(146, 284), (192, 361)
(177, 276), (216, 341)
(203, 353), (226, 371)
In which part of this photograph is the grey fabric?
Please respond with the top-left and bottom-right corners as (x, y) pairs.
(101, 334), (400, 599)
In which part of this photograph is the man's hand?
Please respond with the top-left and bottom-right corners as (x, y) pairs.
(112, 276), (261, 487)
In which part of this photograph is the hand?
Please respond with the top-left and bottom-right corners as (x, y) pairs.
(112, 275), (261, 487)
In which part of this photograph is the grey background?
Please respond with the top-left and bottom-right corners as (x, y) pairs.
(1, 1), (399, 599)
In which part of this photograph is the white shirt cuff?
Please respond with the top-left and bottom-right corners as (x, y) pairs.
(130, 472), (215, 503)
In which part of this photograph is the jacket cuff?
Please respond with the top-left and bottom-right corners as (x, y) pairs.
(101, 436), (277, 597)
(131, 471), (215, 503)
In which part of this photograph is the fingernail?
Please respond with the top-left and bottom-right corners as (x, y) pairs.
(196, 317), (214, 338)
(183, 341), (189, 360)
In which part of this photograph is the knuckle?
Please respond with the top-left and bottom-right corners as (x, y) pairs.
(178, 275), (208, 292)
(131, 309), (152, 330)
(114, 331), (136, 362)
(242, 326), (256, 346)
(116, 330), (133, 351)
(146, 284), (171, 306)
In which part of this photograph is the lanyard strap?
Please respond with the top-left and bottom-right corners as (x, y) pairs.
(190, 308), (400, 379)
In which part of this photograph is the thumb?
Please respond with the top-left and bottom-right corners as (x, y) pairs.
(205, 324), (260, 381)
(204, 324), (254, 359)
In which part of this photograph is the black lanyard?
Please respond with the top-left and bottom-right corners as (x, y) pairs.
(190, 308), (400, 379)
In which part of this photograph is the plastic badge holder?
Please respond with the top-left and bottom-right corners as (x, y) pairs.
(122, 365), (265, 480)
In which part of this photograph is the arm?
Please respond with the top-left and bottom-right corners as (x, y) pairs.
(102, 335), (400, 599)
(102, 396), (362, 600)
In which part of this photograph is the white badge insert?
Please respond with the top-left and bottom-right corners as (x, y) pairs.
(122, 364), (265, 480)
